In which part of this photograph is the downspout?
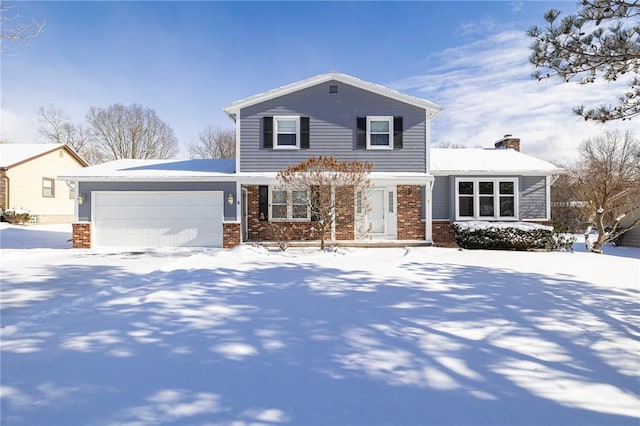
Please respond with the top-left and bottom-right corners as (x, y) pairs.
(425, 178), (434, 244)
(0, 167), (9, 211)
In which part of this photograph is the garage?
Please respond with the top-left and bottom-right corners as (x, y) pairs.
(93, 191), (223, 248)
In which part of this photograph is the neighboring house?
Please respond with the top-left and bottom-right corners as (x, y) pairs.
(1, 143), (88, 224)
(59, 72), (562, 249)
(619, 210), (640, 248)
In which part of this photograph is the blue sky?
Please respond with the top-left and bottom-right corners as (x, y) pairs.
(2, 1), (636, 162)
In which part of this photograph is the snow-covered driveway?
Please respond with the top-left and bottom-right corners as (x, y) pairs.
(1, 224), (639, 425)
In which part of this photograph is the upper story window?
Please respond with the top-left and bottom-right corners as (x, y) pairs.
(455, 178), (518, 220)
(42, 178), (55, 198)
(263, 116), (310, 150)
(274, 116), (300, 149)
(367, 116), (393, 149)
(357, 116), (403, 150)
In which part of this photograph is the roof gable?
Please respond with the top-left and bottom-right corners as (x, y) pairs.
(0, 143), (88, 168)
(223, 72), (441, 119)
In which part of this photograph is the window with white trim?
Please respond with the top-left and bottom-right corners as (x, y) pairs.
(269, 188), (310, 221)
(274, 116), (300, 149)
(366, 116), (393, 149)
(42, 178), (55, 198)
(455, 178), (518, 220)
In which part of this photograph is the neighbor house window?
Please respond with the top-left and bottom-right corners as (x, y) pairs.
(455, 178), (518, 220)
(366, 116), (393, 149)
(269, 188), (310, 221)
(42, 178), (55, 198)
(274, 116), (300, 149)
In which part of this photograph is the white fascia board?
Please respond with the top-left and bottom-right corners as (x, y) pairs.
(223, 72), (442, 115)
(57, 175), (242, 182)
(431, 170), (562, 176)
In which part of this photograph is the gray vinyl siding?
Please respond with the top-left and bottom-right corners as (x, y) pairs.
(520, 176), (547, 220)
(432, 176), (450, 220)
(78, 182), (237, 222)
(239, 80), (427, 172)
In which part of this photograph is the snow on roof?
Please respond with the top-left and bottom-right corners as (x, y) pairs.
(223, 72), (441, 117)
(0, 143), (67, 168)
(58, 158), (236, 181)
(430, 148), (563, 175)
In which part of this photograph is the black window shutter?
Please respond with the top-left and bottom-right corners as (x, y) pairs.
(356, 117), (366, 149)
(258, 186), (269, 221)
(393, 117), (403, 149)
(300, 117), (310, 149)
(263, 117), (273, 149)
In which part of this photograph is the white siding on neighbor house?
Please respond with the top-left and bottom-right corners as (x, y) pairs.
(239, 80), (428, 173)
(6, 148), (84, 223)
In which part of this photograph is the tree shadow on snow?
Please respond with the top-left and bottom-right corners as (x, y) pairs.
(1, 254), (639, 426)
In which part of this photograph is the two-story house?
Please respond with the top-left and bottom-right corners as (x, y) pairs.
(59, 72), (562, 249)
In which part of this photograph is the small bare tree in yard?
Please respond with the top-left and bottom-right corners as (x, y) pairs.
(574, 130), (640, 252)
(276, 156), (373, 250)
(86, 103), (178, 161)
(188, 125), (235, 159)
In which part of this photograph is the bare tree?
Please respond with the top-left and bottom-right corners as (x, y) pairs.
(550, 171), (590, 232)
(188, 125), (235, 159)
(573, 130), (640, 252)
(276, 156), (373, 250)
(1, 2), (45, 54)
(86, 103), (178, 160)
(528, 1), (640, 122)
(38, 105), (101, 164)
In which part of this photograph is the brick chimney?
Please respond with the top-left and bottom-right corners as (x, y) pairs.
(494, 134), (520, 152)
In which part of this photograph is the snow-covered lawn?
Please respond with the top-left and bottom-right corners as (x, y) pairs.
(1, 223), (639, 425)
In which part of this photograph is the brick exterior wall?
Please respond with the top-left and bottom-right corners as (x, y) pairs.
(396, 185), (425, 240)
(433, 220), (457, 247)
(335, 186), (355, 240)
(0, 169), (7, 211)
(223, 222), (241, 248)
(245, 185), (355, 242)
(72, 222), (91, 248)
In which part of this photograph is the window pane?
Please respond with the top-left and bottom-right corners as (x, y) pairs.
(479, 196), (494, 216)
(479, 181), (494, 195)
(292, 190), (307, 204)
(388, 191), (394, 213)
(500, 181), (514, 195)
(277, 134), (297, 146)
(458, 182), (474, 195)
(500, 196), (515, 217)
(459, 196), (474, 217)
(272, 190), (287, 204)
(370, 120), (389, 133)
(370, 134), (390, 146)
(277, 119), (297, 133)
(292, 205), (307, 219)
(272, 205), (287, 219)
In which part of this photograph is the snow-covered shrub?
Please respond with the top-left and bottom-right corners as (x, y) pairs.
(3, 208), (31, 225)
(552, 233), (576, 252)
(453, 221), (555, 250)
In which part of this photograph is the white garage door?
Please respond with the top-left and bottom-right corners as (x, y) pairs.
(93, 191), (224, 248)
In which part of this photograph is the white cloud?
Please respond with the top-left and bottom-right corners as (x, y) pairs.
(392, 30), (637, 164)
(0, 108), (39, 144)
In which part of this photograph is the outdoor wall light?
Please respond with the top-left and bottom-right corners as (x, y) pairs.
(227, 193), (234, 205)
(78, 193), (86, 205)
